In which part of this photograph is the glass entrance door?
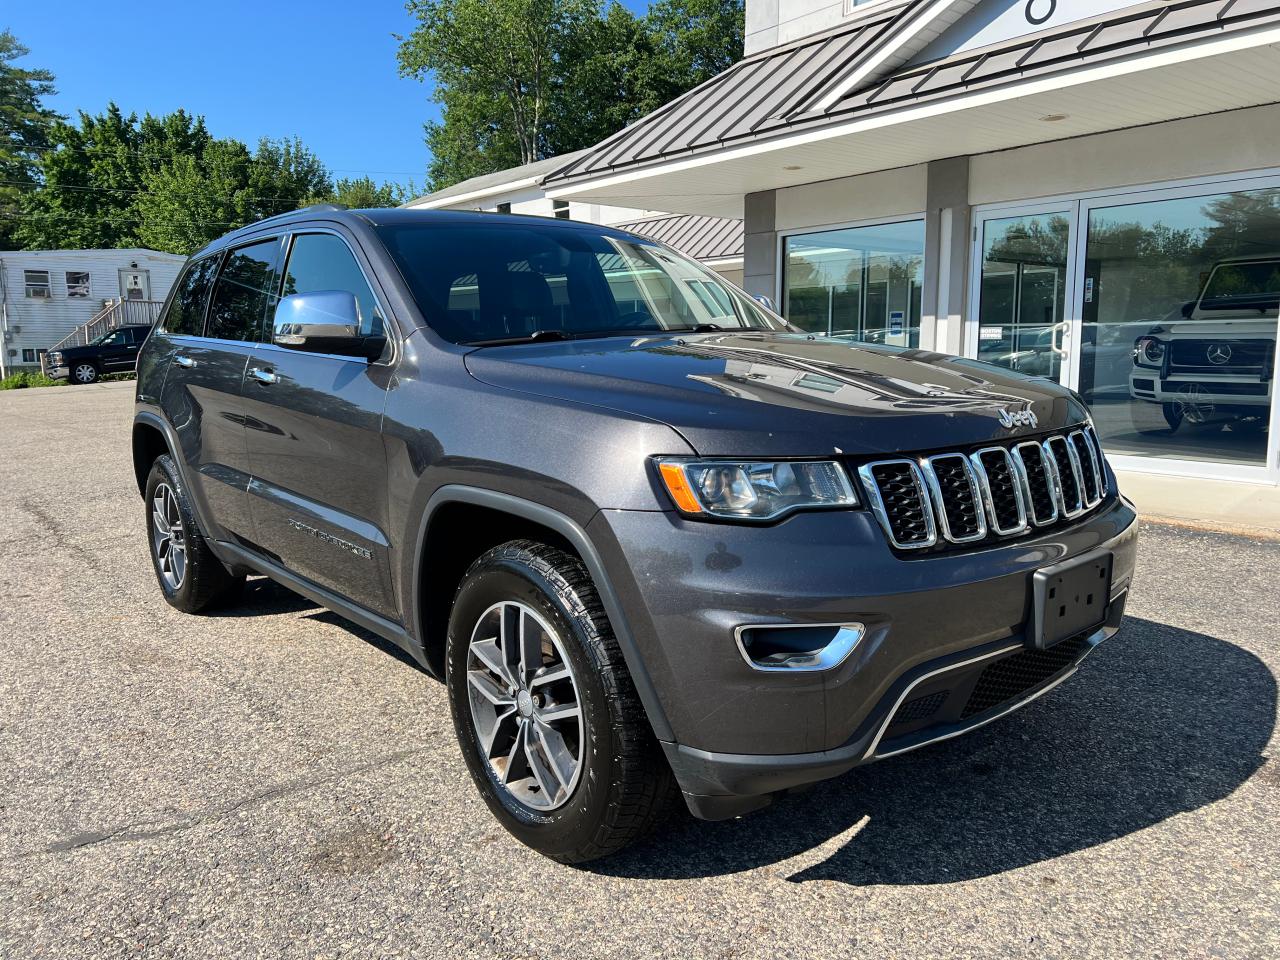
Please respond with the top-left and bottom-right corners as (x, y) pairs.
(1078, 184), (1280, 468)
(970, 210), (1073, 384)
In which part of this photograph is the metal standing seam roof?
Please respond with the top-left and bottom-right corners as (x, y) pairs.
(613, 214), (744, 261)
(547, 0), (1280, 185)
(403, 149), (592, 207)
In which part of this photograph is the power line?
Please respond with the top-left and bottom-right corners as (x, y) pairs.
(0, 178), (326, 206)
(28, 140), (423, 178)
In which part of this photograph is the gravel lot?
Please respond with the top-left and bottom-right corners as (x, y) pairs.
(1, 381), (1277, 959)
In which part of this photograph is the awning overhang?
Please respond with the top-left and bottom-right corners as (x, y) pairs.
(546, 19), (1280, 219)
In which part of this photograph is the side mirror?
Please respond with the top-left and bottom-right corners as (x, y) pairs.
(272, 291), (386, 361)
(751, 294), (778, 312)
(1180, 300), (1195, 318)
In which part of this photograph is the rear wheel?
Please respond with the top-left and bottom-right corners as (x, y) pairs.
(144, 454), (244, 613)
(72, 362), (98, 385)
(446, 539), (675, 863)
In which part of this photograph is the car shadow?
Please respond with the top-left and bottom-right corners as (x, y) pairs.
(591, 617), (1276, 884)
(207, 577), (425, 671)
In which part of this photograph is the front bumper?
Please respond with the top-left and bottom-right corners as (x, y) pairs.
(47, 365), (69, 380)
(1129, 370), (1272, 406)
(588, 495), (1138, 819)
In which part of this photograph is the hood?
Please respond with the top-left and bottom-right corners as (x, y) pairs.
(463, 332), (1087, 457)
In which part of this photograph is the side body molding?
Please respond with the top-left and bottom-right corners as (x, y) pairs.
(414, 485), (675, 744)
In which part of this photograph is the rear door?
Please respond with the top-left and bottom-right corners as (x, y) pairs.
(242, 230), (398, 617)
(157, 238), (283, 543)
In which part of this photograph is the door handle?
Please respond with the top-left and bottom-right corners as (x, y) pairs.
(174, 355), (196, 368)
(249, 367), (278, 385)
(1050, 321), (1070, 358)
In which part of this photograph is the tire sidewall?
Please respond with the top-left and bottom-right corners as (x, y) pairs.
(447, 554), (618, 859)
(144, 454), (199, 608)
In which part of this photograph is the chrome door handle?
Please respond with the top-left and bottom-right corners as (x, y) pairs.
(174, 355), (196, 368)
(249, 367), (278, 385)
(1050, 321), (1070, 358)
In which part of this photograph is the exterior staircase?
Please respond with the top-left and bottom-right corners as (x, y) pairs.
(40, 298), (164, 373)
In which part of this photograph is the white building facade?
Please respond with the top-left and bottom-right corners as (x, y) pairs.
(543, 0), (1280, 491)
(0, 248), (184, 375)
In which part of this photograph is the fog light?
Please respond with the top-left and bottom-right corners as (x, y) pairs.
(735, 623), (864, 671)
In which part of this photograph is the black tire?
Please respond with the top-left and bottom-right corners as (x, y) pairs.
(71, 362), (99, 385)
(1162, 402), (1184, 432)
(144, 454), (244, 613)
(446, 539), (676, 863)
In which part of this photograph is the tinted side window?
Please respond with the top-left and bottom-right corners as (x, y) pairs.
(281, 233), (385, 336)
(206, 240), (281, 342)
(163, 255), (219, 336)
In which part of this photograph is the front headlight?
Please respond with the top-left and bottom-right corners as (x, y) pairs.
(48, 351), (62, 365)
(655, 458), (858, 521)
(1132, 337), (1166, 368)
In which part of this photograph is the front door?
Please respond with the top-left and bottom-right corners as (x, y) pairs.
(968, 208), (1075, 386)
(96, 327), (140, 371)
(119, 267), (151, 301)
(241, 231), (398, 618)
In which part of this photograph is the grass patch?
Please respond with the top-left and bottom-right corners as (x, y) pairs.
(0, 371), (67, 389)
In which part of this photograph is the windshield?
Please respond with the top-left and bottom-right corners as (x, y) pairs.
(1199, 259), (1280, 310)
(375, 221), (787, 344)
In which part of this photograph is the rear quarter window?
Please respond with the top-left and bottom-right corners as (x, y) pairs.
(162, 255), (220, 336)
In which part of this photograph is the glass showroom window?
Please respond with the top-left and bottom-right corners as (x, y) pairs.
(1081, 184), (1279, 467)
(782, 220), (924, 347)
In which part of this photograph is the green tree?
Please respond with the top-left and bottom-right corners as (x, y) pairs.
(398, 0), (746, 192)
(323, 175), (413, 208)
(0, 30), (62, 249)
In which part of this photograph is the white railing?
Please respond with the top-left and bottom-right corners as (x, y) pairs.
(45, 298), (165, 357)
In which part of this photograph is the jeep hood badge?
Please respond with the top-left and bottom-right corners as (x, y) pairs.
(998, 408), (1038, 429)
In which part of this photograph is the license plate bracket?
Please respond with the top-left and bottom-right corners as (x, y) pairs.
(1030, 551), (1112, 650)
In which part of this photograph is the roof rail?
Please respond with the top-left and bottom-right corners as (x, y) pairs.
(248, 203), (348, 229)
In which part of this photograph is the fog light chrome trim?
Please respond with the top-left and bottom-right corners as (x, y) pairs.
(733, 622), (865, 672)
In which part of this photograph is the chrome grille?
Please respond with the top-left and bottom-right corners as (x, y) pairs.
(858, 460), (936, 549)
(860, 427), (1108, 551)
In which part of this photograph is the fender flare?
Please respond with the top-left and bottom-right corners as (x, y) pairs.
(412, 485), (675, 744)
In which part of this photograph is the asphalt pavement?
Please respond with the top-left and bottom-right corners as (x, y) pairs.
(1, 381), (1277, 959)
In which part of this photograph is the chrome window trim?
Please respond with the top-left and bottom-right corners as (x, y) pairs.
(969, 446), (1029, 536)
(920, 453), (987, 544)
(857, 459), (938, 550)
(1011, 441), (1059, 527)
(1044, 435), (1086, 518)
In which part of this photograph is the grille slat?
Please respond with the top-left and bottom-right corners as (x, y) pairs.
(859, 460), (936, 549)
(1012, 441), (1058, 526)
(861, 426), (1108, 552)
(972, 448), (1027, 535)
(922, 454), (985, 543)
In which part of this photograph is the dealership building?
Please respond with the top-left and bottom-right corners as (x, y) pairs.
(541, 0), (1280, 510)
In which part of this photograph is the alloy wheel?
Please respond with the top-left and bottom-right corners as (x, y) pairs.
(466, 600), (584, 812)
(1173, 382), (1214, 424)
(151, 483), (187, 590)
(74, 364), (96, 384)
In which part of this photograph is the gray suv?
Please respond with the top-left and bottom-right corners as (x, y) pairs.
(132, 206), (1138, 862)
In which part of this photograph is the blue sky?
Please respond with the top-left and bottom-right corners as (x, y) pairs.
(7, 0), (650, 192)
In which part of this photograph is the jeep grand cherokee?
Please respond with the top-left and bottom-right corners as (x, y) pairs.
(132, 206), (1138, 862)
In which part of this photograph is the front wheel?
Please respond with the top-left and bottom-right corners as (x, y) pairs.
(446, 540), (675, 863)
(71, 362), (98, 385)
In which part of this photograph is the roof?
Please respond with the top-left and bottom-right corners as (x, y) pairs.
(547, 0), (1280, 186)
(614, 214), (744, 262)
(404, 150), (592, 208)
(0, 248), (183, 258)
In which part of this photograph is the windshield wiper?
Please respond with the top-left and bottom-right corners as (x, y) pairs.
(467, 329), (573, 347)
